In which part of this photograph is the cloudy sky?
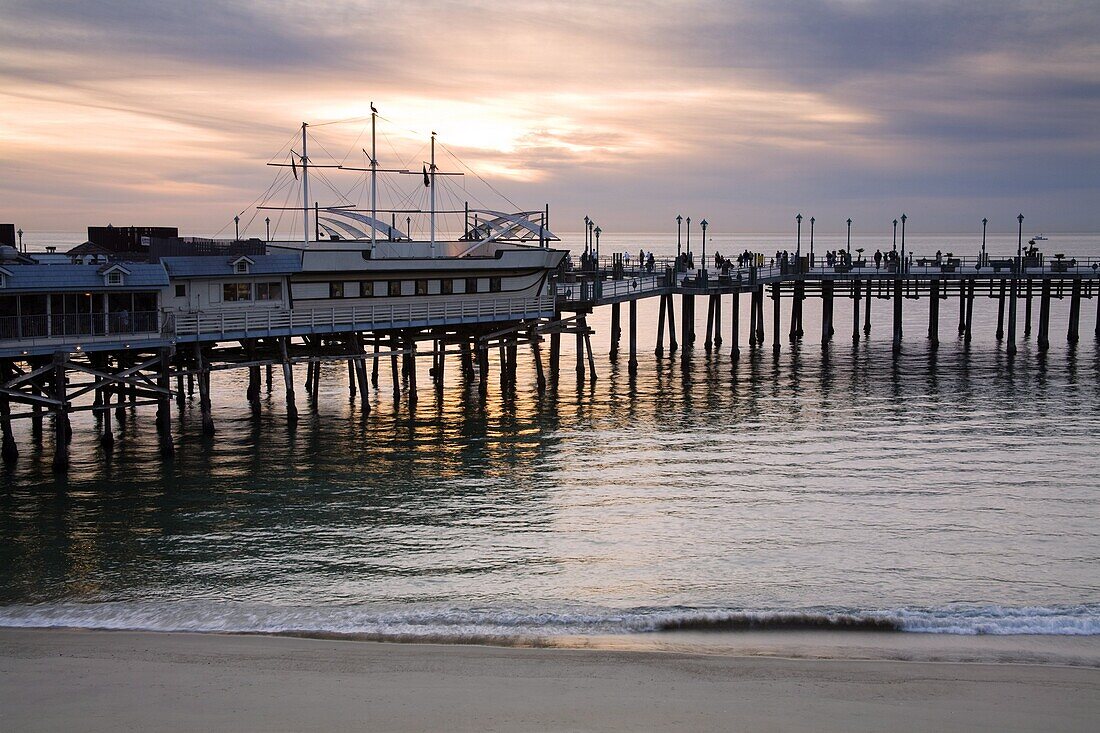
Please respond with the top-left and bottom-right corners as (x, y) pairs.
(2, 0), (1098, 237)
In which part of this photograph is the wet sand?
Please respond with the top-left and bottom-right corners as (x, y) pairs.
(2, 628), (1098, 732)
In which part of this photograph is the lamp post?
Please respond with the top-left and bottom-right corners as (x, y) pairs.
(892, 218), (898, 253)
(234, 215), (240, 241)
(16, 228), (22, 253)
(406, 217), (411, 241)
(700, 219), (708, 278)
(686, 216), (692, 265)
(981, 217), (988, 267)
(795, 213), (802, 272)
(846, 217), (852, 256)
(584, 215), (591, 255)
(810, 216), (815, 267)
(594, 226), (601, 264)
(1016, 213), (1024, 271)
(900, 214), (907, 273)
(676, 214), (682, 258)
(265, 217), (271, 243)
(588, 218), (595, 265)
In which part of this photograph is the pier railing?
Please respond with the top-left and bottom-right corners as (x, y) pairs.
(0, 311), (164, 350)
(174, 295), (556, 340)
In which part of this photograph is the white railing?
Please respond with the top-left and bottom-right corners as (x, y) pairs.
(174, 295), (556, 338)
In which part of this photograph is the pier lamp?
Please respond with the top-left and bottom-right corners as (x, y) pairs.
(407, 217), (412, 240)
(686, 216), (692, 262)
(810, 217), (815, 267)
(900, 214), (907, 273)
(981, 217), (988, 267)
(892, 218), (898, 254)
(594, 226), (601, 264)
(588, 218), (595, 261)
(701, 219), (708, 277)
(1016, 214), (1024, 271)
(16, 228), (22, 252)
(584, 215), (591, 254)
(265, 217), (271, 243)
(676, 214), (683, 258)
(795, 213), (802, 268)
(234, 215), (240, 241)
(846, 218), (852, 256)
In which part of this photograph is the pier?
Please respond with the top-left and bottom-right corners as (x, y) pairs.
(1, 248), (1097, 472)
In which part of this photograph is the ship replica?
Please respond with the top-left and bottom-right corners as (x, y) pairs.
(260, 106), (565, 314)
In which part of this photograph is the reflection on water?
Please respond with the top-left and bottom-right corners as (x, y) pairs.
(1, 276), (1099, 638)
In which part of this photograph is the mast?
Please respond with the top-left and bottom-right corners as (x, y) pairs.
(430, 131), (437, 257)
(370, 104), (378, 251)
(301, 122), (310, 247)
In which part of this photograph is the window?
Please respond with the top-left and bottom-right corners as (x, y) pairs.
(174, 284), (186, 298)
(329, 282), (344, 298)
(388, 281), (402, 297)
(440, 279), (453, 295)
(489, 277), (502, 293)
(359, 281), (374, 298)
(465, 277), (479, 294)
(223, 282), (252, 301)
(107, 271), (122, 285)
(256, 282), (282, 301)
(415, 279), (428, 296)
(235, 260), (249, 274)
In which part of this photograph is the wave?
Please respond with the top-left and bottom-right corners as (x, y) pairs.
(0, 602), (1096, 640)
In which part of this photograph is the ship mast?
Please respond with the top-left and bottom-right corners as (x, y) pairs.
(301, 122), (310, 247)
(430, 131), (437, 257)
(370, 104), (378, 251)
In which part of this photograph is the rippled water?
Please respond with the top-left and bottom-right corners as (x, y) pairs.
(1, 232), (1099, 639)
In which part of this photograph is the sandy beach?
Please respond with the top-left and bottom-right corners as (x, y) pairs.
(2, 628), (1098, 732)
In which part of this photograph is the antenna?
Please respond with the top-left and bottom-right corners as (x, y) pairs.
(370, 104), (377, 252)
(430, 131), (437, 257)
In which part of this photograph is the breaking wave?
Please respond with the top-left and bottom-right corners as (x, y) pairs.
(0, 602), (1097, 640)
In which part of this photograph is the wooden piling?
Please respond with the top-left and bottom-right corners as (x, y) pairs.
(929, 279), (940, 347)
(821, 281), (834, 344)
(477, 341), (489, 398)
(666, 294), (678, 353)
(892, 278), (903, 354)
(0, 361), (17, 464)
(1068, 279), (1082, 343)
(194, 344), (215, 435)
(353, 333), (371, 412)
(530, 328), (546, 393)
(157, 348), (174, 456)
(628, 298), (638, 374)
(656, 294), (667, 355)
(610, 302), (621, 358)
(390, 336), (400, 399)
(1007, 273), (1019, 356)
(280, 337), (298, 424)
(705, 295), (715, 351)
(863, 279), (872, 335)
(1037, 279), (1051, 352)
(730, 292), (740, 360)
(772, 283), (781, 354)
(964, 280), (975, 345)
(52, 352), (68, 471)
(682, 294), (694, 348)
(371, 341), (380, 387)
(996, 280), (1006, 340)
(958, 282), (967, 335)
(347, 359), (357, 398)
(852, 279), (861, 342)
(1024, 280), (1033, 338)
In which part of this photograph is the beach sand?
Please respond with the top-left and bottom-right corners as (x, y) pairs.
(2, 628), (1098, 732)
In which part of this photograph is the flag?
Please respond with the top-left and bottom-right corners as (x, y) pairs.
(291, 155), (298, 180)
(423, 165), (430, 187)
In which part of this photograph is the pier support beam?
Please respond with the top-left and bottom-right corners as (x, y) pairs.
(52, 352), (68, 471)
(666, 294), (678, 353)
(530, 328), (546, 393)
(1007, 275), (1019, 356)
(713, 293), (722, 349)
(996, 281), (1006, 340)
(704, 294), (715, 352)
(0, 361), (17, 464)
(730, 292), (740, 360)
(390, 336), (400, 400)
(821, 281), (834, 344)
(628, 299), (638, 374)
(682, 294), (695, 349)
(755, 286), (765, 346)
(156, 348), (174, 456)
(656, 294), (666, 356)
(863, 279), (872, 335)
(280, 338), (298, 424)
(928, 280), (940, 348)
(354, 334), (371, 412)
(892, 279), (903, 354)
(194, 344), (215, 435)
(964, 280), (975, 345)
(1068, 279), (1082, 343)
(958, 283), (967, 335)
(771, 283), (781, 355)
(610, 302), (621, 358)
(852, 279), (862, 343)
(1038, 280), (1051, 352)
(1025, 280), (1034, 338)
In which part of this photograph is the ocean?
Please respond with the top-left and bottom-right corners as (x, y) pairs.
(1, 230), (1098, 642)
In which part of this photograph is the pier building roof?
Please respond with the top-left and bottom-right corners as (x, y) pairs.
(0, 263), (169, 293)
(160, 254), (302, 279)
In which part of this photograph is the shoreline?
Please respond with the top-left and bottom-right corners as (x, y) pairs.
(3, 628), (1099, 732)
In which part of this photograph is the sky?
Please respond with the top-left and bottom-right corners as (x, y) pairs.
(1, 0), (1099, 238)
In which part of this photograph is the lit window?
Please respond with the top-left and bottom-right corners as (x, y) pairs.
(223, 282), (252, 301)
(388, 281), (402, 297)
(440, 279), (453, 295)
(256, 282), (282, 300)
(489, 277), (502, 293)
(415, 279), (428, 296)
(359, 281), (373, 297)
(465, 277), (479, 294)
(329, 282), (344, 298)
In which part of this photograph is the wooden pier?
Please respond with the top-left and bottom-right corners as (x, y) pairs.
(1, 253), (1098, 471)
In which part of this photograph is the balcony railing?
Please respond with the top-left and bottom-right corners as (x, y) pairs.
(0, 311), (162, 344)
